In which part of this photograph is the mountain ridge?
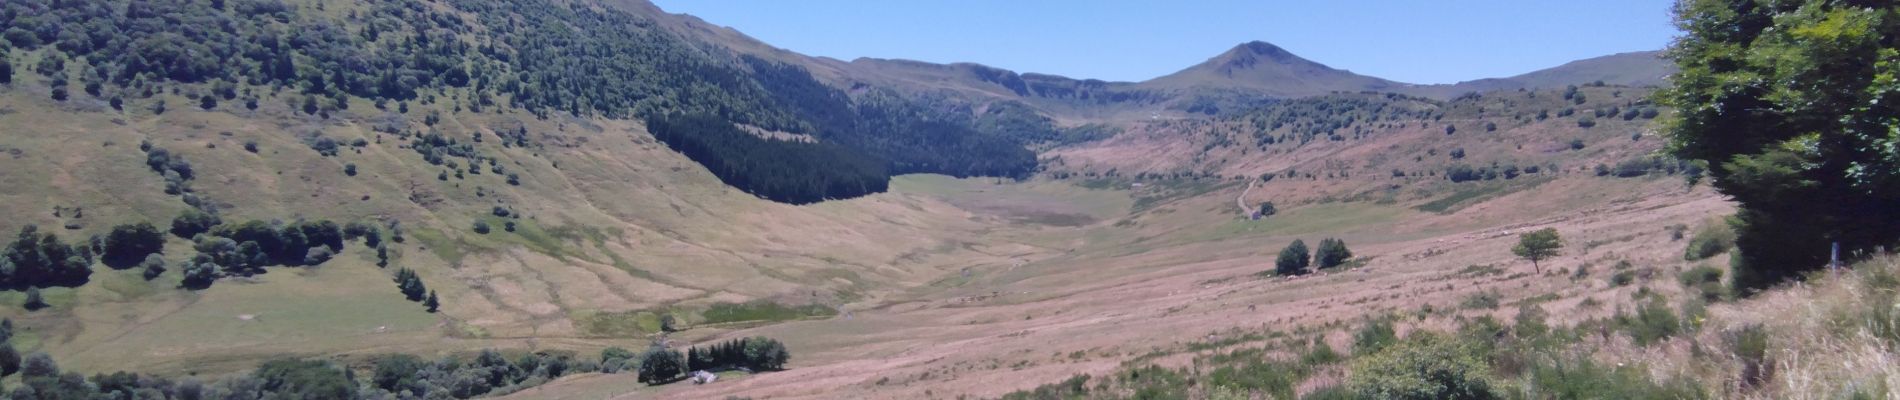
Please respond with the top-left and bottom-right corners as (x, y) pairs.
(630, 0), (1673, 101)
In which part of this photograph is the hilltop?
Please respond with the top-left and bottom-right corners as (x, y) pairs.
(1139, 41), (1405, 98)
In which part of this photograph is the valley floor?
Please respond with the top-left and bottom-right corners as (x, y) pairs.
(502, 174), (1731, 399)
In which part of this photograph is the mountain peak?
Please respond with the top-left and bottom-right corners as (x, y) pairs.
(1140, 40), (1396, 97)
(1229, 41), (1294, 59)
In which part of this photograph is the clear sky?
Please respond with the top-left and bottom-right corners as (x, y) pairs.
(648, 1), (1681, 84)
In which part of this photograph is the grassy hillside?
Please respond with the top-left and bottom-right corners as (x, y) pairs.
(0, 1), (1785, 399)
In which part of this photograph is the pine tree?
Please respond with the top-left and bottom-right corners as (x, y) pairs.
(424, 291), (439, 313)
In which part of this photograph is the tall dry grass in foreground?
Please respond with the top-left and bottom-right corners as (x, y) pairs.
(1617, 254), (1900, 399)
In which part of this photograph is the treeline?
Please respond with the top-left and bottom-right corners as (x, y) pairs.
(687, 337), (790, 372)
(627, 336), (791, 384)
(0, 343), (635, 399)
(646, 113), (889, 205)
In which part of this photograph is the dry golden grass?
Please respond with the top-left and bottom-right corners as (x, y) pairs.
(1603, 255), (1900, 399)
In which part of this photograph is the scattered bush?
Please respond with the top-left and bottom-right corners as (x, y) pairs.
(1609, 270), (1637, 287)
(1678, 265), (1724, 288)
(1683, 221), (1735, 261)
(1257, 201), (1277, 218)
(22, 288), (46, 311)
(1460, 290), (1502, 310)
(1616, 297), (1683, 346)
(139, 254), (166, 280)
(1353, 318), (1399, 356)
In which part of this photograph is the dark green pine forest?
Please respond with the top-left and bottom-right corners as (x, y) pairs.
(0, 0), (1045, 204)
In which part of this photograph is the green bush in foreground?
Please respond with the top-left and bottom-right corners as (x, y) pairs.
(1348, 332), (1499, 400)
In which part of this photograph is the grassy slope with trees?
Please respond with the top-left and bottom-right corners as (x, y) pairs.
(0, 0), (1038, 205)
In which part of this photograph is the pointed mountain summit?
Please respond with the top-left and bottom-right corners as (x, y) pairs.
(1139, 41), (1401, 97)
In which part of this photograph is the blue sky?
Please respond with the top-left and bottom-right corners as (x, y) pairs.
(649, 1), (1681, 84)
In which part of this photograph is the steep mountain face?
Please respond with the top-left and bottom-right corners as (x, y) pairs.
(1140, 41), (1404, 97)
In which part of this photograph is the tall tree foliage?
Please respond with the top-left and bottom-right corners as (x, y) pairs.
(1662, 0), (1900, 291)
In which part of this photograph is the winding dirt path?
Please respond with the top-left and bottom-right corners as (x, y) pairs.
(1236, 179), (1257, 216)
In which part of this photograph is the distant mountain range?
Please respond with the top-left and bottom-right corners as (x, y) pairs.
(632, 3), (1671, 119)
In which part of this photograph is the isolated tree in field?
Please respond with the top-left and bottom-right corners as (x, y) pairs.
(1257, 201), (1277, 217)
(1316, 238), (1354, 269)
(424, 291), (439, 313)
(1276, 239), (1311, 276)
(1512, 228), (1563, 273)
(1663, 0), (1900, 292)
